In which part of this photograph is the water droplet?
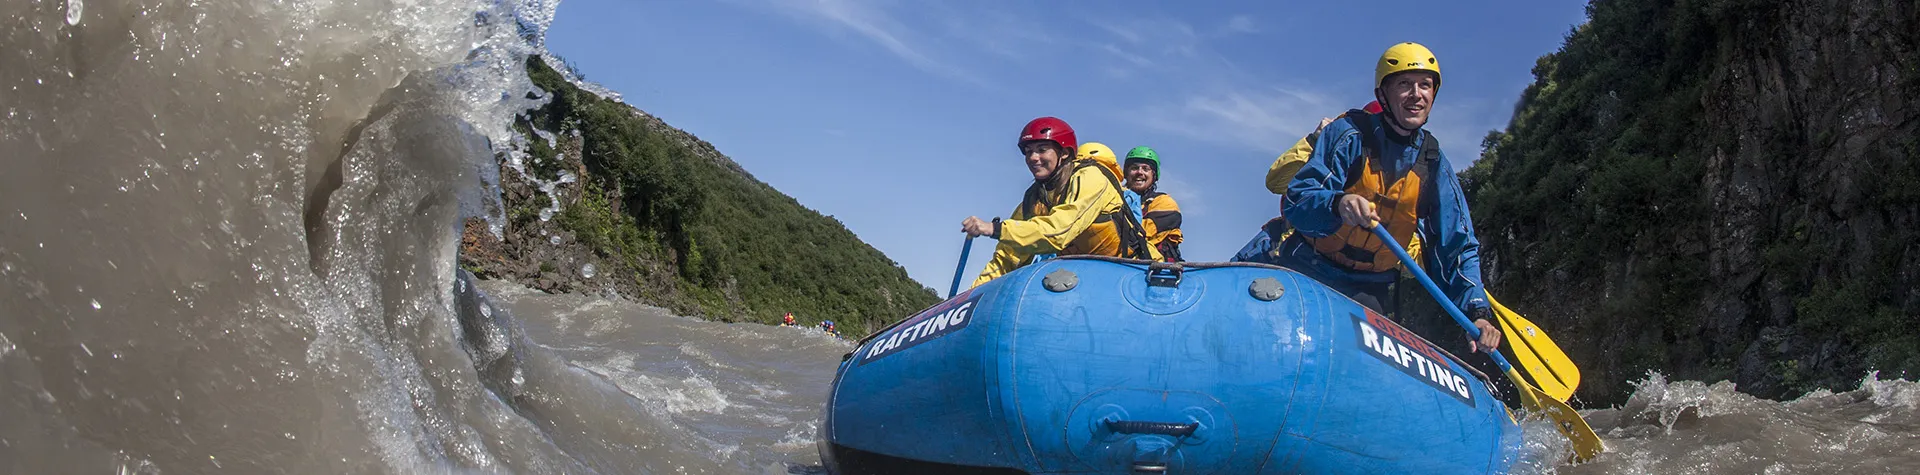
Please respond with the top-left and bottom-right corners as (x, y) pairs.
(548, 235), (561, 245)
(580, 263), (596, 279)
(538, 208), (554, 222)
(65, 0), (83, 26)
(1, 262), (12, 274)
(284, 432), (296, 440)
(90, 299), (101, 309)
(479, 304), (493, 318)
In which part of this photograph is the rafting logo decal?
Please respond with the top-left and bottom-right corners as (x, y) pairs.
(859, 292), (981, 365)
(1352, 310), (1475, 406)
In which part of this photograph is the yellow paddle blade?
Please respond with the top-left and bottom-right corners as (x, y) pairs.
(1488, 293), (1581, 402)
(1506, 368), (1604, 462)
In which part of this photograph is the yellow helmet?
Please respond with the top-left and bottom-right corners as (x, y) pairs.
(1375, 42), (1441, 89)
(1077, 142), (1122, 178)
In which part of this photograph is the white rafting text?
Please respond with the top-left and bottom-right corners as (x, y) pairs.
(1354, 311), (1475, 405)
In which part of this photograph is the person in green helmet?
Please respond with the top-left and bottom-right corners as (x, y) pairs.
(1123, 147), (1183, 262)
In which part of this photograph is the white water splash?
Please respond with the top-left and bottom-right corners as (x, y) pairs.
(1561, 371), (1920, 474)
(577, 354), (734, 417)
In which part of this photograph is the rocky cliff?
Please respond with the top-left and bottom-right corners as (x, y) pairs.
(1464, 0), (1919, 404)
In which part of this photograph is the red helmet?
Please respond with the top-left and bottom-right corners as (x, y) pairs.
(1363, 101), (1384, 114)
(1018, 117), (1077, 154)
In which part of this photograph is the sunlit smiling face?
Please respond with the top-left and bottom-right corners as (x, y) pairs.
(1021, 141), (1064, 182)
(1124, 161), (1155, 192)
(1379, 71), (1438, 132)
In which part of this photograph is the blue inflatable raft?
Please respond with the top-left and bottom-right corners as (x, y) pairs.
(818, 257), (1526, 474)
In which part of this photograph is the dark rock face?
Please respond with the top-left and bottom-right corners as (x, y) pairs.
(1468, 0), (1920, 405)
(1695, 0), (1918, 399)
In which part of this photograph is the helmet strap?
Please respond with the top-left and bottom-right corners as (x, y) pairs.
(1374, 88), (1420, 139)
(1032, 146), (1072, 187)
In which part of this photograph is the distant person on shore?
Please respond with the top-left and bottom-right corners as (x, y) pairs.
(961, 117), (1158, 287)
(781, 312), (796, 327)
(1121, 147), (1183, 262)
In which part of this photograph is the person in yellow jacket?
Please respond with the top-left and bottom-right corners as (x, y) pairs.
(961, 117), (1158, 287)
(1122, 146), (1183, 262)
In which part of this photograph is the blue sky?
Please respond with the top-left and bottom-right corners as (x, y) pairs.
(543, 0), (1591, 294)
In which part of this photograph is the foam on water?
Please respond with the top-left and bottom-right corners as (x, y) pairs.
(1560, 371), (1920, 474)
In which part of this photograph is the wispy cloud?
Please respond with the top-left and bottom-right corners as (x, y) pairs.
(734, 0), (989, 86)
(924, 5), (1063, 62)
(1097, 17), (1204, 58)
(1099, 43), (1156, 69)
(1223, 15), (1258, 35)
(732, 2), (1323, 149)
(1091, 19), (1147, 45)
(1153, 178), (1209, 218)
(1082, 14), (1259, 85)
(1131, 86), (1340, 153)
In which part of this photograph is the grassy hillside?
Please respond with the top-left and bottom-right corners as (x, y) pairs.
(469, 56), (940, 334)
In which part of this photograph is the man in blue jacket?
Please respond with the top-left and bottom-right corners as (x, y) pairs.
(1238, 42), (1500, 353)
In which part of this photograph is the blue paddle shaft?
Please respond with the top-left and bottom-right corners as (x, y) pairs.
(1369, 225), (1514, 373)
(948, 236), (974, 298)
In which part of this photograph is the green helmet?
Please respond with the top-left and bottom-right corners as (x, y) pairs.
(1124, 146), (1161, 178)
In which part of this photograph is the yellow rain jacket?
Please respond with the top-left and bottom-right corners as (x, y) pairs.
(974, 160), (1159, 286)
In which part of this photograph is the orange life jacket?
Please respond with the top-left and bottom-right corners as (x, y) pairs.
(1017, 159), (1154, 260)
(1304, 110), (1442, 273)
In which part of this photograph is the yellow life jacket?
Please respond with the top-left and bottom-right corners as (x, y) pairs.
(1018, 159), (1154, 259)
(1304, 111), (1442, 273)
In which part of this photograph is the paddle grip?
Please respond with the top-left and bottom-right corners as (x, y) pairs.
(1368, 225), (1516, 374)
(948, 236), (974, 298)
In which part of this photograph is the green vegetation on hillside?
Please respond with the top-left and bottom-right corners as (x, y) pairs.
(1462, 0), (1719, 393)
(1463, 0), (1920, 402)
(520, 57), (940, 333)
